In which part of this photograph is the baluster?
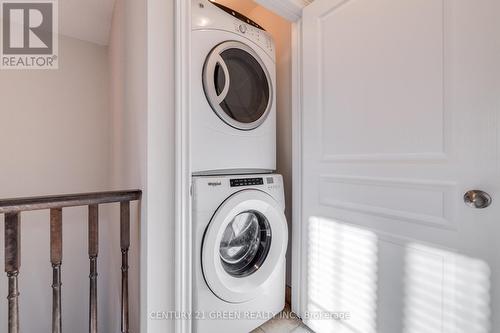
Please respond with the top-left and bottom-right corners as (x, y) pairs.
(50, 208), (63, 333)
(88, 205), (99, 333)
(120, 201), (130, 333)
(4, 212), (21, 333)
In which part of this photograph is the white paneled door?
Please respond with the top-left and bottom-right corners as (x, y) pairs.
(299, 0), (500, 332)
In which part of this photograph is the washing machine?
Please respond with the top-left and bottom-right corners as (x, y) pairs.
(192, 174), (288, 333)
(191, 0), (277, 175)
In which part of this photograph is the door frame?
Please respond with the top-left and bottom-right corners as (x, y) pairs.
(174, 1), (193, 333)
(290, 18), (304, 318)
(174, 1), (306, 333)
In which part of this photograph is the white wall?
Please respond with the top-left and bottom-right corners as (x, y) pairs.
(0, 36), (116, 332)
(0, 0), (176, 331)
(145, 0), (176, 331)
(109, 0), (176, 332)
(108, 0), (142, 332)
(109, 0), (145, 332)
(213, 0), (293, 285)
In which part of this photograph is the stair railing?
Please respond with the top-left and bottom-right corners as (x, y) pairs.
(0, 190), (142, 333)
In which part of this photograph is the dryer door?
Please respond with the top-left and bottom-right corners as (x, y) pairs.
(202, 190), (287, 303)
(203, 41), (273, 131)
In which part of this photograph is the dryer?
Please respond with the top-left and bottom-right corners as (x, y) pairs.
(191, 0), (277, 175)
(192, 174), (288, 333)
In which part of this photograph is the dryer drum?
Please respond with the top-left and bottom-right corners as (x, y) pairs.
(203, 41), (273, 131)
(219, 210), (272, 277)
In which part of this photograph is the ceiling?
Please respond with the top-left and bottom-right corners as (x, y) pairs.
(56, 0), (311, 45)
(59, 0), (116, 45)
(253, 0), (312, 21)
(214, 0), (311, 22)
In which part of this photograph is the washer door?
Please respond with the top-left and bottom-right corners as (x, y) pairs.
(202, 190), (287, 303)
(203, 41), (273, 131)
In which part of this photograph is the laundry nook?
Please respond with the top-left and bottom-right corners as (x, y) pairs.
(0, 0), (499, 333)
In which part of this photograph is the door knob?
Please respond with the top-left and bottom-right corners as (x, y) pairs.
(464, 190), (492, 209)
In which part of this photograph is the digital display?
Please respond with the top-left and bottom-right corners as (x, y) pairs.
(230, 178), (264, 187)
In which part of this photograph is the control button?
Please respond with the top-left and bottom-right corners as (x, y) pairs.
(239, 24), (247, 33)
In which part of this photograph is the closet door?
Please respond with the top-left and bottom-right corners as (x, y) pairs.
(299, 1), (500, 332)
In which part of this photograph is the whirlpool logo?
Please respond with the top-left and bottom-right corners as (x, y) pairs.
(208, 181), (222, 187)
(1, 0), (58, 69)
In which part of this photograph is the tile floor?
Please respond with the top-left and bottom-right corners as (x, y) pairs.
(251, 305), (313, 333)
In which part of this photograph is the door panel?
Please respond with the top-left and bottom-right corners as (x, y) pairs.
(317, 0), (445, 160)
(203, 41), (273, 130)
(300, 0), (500, 332)
(202, 190), (287, 303)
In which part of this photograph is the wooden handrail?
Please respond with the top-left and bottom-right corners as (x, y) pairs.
(1, 190), (142, 333)
(0, 190), (142, 213)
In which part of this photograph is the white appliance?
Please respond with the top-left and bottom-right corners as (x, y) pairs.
(192, 174), (288, 333)
(191, 0), (277, 175)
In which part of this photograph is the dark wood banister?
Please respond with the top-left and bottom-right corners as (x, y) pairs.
(1, 190), (142, 333)
(0, 190), (142, 213)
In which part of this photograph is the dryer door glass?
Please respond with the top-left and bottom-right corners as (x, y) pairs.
(204, 41), (272, 130)
(219, 210), (272, 277)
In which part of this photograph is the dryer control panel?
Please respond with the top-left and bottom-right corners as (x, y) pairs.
(232, 21), (274, 54)
(192, 0), (276, 59)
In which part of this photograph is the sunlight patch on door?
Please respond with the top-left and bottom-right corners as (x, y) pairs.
(403, 244), (491, 333)
(307, 217), (378, 333)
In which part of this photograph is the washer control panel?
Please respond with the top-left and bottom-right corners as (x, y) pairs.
(230, 177), (264, 187)
(193, 174), (285, 210)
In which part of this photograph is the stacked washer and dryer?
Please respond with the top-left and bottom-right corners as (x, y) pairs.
(191, 1), (288, 332)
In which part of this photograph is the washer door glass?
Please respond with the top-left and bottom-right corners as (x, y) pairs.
(203, 41), (272, 131)
(219, 210), (272, 277)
